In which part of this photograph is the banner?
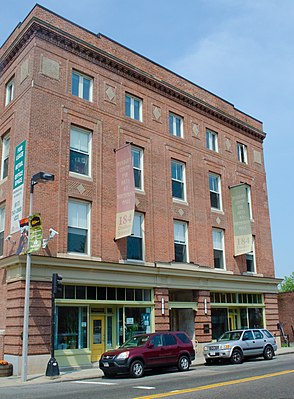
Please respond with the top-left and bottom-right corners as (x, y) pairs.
(27, 213), (43, 253)
(230, 184), (252, 256)
(115, 145), (135, 240)
(10, 140), (26, 233)
(16, 217), (29, 255)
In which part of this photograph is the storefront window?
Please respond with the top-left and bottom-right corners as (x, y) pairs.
(211, 308), (228, 339)
(248, 308), (263, 328)
(125, 307), (151, 341)
(55, 306), (87, 350)
(240, 308), (248, 328)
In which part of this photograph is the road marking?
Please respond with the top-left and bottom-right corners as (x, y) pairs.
(132, 369), (294, 399)
(133, 386), (156, 390)
(72, 381), (117, 385)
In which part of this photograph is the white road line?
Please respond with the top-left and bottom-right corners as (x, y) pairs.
(133, 386), (156, 390)
(71, 381), (117, 385)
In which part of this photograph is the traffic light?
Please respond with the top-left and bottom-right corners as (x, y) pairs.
(52, 273), (63, 297)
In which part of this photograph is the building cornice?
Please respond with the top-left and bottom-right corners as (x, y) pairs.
(0, 17), (266, 142)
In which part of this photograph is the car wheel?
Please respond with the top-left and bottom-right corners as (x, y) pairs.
(130, 360), (144, 378)
(230, 349), (243, 364)
(177, 355), (190, 371)
(263, 345), (274, 360)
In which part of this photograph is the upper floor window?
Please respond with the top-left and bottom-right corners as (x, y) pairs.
(125, 94), (142, 121)
(246, 237), (256, 273)
(68, 200), (90, 254)
(212, 228), (225, 269)
(127, 212), (144, 261)
(5, 78), (14, 106)
(237, 142), (248, 164)
(206, 129), (218, 152)
(0, 205), (5, 256)
(169, 112), (183, 138)
(72, 71), (93, 101)
(174, 220), (188, 262)
(246, 185), (253, 220)
(171, 160), (186, 201)
(132, 146), (144, 190)
(209, 173), (222, 210)
(1, 134), (10, 180)
(70, 126), (92, 177)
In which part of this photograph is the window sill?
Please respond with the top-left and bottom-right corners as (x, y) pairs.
(173, 198), (188, 206)
(119, 259), (155, 267)
(213, 268), (233, 274)
(69, 172), (92, 181)
(242, 271), (263, 277)
(57, 252), (101, 261)
(211, 208), (224, 214)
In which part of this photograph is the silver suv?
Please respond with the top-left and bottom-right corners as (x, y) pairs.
(203, 329), (277, 364)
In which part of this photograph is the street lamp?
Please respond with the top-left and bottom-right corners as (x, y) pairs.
(21, 172), (54, 383)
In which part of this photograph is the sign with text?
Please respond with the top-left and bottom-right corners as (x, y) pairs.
(27, 213), (43, 253)
(230, 184), (252, 256)
(10, 140), (26, 234)
(115, 145), (135, 240)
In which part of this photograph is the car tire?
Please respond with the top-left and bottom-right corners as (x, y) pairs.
(263, 345), (274, 360)
(130, 360), (144, 378)
(177, 355), (190, 372)
(230, 349), (243, 364)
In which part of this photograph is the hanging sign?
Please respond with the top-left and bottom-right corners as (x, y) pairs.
(27, 213), (43, 253)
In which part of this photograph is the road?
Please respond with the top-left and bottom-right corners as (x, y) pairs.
(0, 355), (293, 399)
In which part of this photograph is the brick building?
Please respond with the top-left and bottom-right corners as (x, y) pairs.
(0, 5), (281, 374)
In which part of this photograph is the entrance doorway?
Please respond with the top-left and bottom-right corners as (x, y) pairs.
(91, 316), (105, 362)
(228, 309), (239, 330)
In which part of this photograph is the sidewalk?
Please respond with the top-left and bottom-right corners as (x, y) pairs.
(1, 346), (293, 388)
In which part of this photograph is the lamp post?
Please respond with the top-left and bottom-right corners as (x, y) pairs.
(21, 172), (54, 383)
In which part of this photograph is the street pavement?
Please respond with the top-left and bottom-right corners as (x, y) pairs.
(0, 346), (293, 388)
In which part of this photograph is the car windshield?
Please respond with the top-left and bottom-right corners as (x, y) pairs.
(218, 331), (242, 342)
(120, 334), (150, 348)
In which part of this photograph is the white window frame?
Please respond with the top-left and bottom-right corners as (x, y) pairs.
(237, 142), (248, 164)
(171, 160), (186, 202)
(0, 205), (5, 256)
(245, 185), (253, 220)
(169, 112), (184, 138)
(125, 93), (143, 121)
(206, 129), (218, 152)
(72, 70), (93, 102)
(132, 146), (144, 191)
(127, 212), (145, 261)
(209, 173), (222, 211)
(5, 78), (14, 106)
(212, 228), (226, 270)
(173, 220), (189, 263)
(68, 199), (91, 255)
(69, 126), (92, 177)
(1, 134), (10, 180)
(246, 237), (256, 273)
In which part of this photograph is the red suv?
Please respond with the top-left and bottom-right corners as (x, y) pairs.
(99, 331), (195, 378)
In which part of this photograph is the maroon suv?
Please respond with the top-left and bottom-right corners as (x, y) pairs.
(99, 331), (195, 378)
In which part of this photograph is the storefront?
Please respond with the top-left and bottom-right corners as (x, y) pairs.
(210, 292), (265, 339)
(54, 285), (153, 367)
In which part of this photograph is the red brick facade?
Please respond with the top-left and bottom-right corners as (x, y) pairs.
(0, 5), (280, 370)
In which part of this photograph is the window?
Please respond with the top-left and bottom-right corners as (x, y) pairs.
(5, 78), (14, 106)
(70, 126), (91, 176)
(174, 221), (188, 262)
(72, 70), (93, 101)
(209, 173), (222, 210)
(125, 93), (142, 121)
(1, 135), (10, 180)
(237, 142), (248, 164)
(127, 212), (144, 261)
(212, 229), (225, 269)
(169, 112), (183, 137)
(0, 205), (5, 256)
(206, 129), (218, 152)
(132, 147), (143, 190)
(171, 160), (186, 201)
(245, 185), (253, 220)
(246, 237), (256, 273)
(68, 200), (90, 254)
(55, 306), (87, 350)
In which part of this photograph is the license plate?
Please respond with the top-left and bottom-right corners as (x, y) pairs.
(209, 352), (216, 356)
(103, 362), (109, 367)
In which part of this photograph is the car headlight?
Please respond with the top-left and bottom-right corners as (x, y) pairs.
(116, 351), (130, 360)
(204, 346), (208, 351)
(219, 344), (230, 350)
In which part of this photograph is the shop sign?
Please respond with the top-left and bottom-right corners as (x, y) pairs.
(115, 144), (135, 239)
(27, 213), (43, 253)
(230, 184), (252, 256)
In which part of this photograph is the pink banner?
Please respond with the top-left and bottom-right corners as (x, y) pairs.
(115, 145), (135, 239)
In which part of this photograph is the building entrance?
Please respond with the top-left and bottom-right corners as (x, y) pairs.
(91, 316), (105, 361)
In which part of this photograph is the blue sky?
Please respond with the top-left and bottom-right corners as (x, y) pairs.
(1, 0), (293, 279)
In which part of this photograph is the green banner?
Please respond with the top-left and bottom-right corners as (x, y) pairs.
(230, 184), (252, 256)
(27, 213), (43, 253)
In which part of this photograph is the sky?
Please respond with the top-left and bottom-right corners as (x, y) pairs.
(1, 0), (293, 279)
